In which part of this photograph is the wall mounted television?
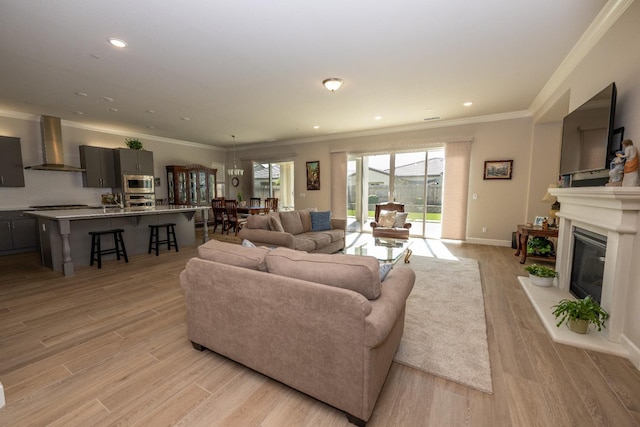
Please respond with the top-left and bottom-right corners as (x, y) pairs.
(559, 82), (617, 176)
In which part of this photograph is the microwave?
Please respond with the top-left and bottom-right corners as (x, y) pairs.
(124, 193), (156, 209)
(122, 174), (154, 194)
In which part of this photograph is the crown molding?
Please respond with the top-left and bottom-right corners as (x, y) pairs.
(529, 0), (634, 118)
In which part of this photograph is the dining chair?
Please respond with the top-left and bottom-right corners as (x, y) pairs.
(249, 197), (261, 207)
(211, 198), (227, 234)
(224, 200), (246, 235)
(264, 197), (278, 214)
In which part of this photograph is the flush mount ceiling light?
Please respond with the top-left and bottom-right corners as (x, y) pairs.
(227, 135), (244, 176)
(108, 37), (128, 48)
(323, 78), (343, 92)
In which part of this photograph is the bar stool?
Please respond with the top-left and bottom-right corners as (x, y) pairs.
(148, 223), (179, 256)
(89, 229), (128, 269)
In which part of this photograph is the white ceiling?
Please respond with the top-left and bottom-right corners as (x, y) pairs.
(0, 1), (608, 147)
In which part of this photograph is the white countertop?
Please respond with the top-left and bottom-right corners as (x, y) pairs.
(24, 205), (207, 220)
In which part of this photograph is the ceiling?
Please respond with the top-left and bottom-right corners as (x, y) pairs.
(0, 1), (608, 148)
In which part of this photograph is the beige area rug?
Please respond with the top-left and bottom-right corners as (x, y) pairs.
(394, 255), (493, 394)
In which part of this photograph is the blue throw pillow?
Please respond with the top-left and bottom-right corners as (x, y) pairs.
(379, 263), (393, 282)
(310, 211), (332, 231)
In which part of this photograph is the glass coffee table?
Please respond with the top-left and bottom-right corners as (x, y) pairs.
(345, 237), (413, 264)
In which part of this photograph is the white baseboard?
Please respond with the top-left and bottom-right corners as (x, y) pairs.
(621, 334), (640, 370)
(466, 237), (512, 247)
(0, 380), (5, 408)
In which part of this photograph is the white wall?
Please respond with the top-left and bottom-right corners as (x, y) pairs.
(0, 113), (226, 209)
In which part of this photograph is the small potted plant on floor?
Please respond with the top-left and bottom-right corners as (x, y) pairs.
(524, 264), (557, 287)
(551, 295), (609, 334)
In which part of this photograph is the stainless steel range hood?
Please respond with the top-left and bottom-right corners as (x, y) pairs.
(25, 116), (85, 172)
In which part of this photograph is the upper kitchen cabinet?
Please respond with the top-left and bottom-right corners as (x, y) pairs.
(79, 146), (116, 188)
(0, 136), (26, 187)
(114, 148), (154, 176)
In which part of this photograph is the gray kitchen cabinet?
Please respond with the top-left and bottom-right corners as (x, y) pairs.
(0, 136), (26, 187)
(79, 146), (116, 188)
(0, 211), (37, 254)
(114, 148), (154, 175)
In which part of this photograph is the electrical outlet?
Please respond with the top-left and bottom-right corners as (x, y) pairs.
(482, 227), (487, 233)
(299, 192), (305, 197)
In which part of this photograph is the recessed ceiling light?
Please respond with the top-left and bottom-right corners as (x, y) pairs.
(90, 54), (101, 59)
(145, 109), (155, 114)
(463, 101), (473, 107)
(101, 96), (114, 102)
(108, 37), (128, 48)
(73, 111), (84, 115)
(106, 107), (118, 112)
(313, 125), (320, 129)
(146, 125), (156, 129)
(75, 92), (88, 97)
(180, 117), (190, 121)
(374, 116), (382, 120)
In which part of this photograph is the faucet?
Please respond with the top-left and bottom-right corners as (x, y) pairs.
(114, 192), (124, 209)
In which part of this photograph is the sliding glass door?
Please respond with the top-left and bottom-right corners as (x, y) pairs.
(252, 161), (294, 210)
(348, 148), (443, 238)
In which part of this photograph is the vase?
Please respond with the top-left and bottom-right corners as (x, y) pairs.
(568, 318), (589, 334)
(529, 273), (554, 287)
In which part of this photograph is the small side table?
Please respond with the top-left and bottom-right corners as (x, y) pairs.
(514, 224), (559, 264)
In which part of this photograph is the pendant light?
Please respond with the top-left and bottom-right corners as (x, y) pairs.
(227, 135), (244, 176)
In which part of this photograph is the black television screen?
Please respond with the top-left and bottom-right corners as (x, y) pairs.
(559, 83), (617, 176)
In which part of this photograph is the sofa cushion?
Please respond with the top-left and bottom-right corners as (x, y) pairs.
(310, 211), (332, 231)
(299, 207), (317, 232)
(246, 214), (271, 230)
(378, 210), (397, 227)
(269, 214), (285, 232)
(280, 211), (304, 235)
(293, 236), (316, 252)
(298, 232), (331, 249)
(321, 229), (345, 243)
(265, 248), (382, 299)
(198, 239), (269, 271)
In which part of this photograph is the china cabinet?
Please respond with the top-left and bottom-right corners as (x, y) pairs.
(166, 165), (217, 224)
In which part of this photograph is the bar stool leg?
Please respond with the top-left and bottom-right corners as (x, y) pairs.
(116, 231), (129, 263)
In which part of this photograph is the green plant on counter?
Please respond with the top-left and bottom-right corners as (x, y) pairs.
(524, 264), (557, 278)
(527, 236), (554, 256)
(237, 192), (243, 202)
(552, 295), (609, 331)
(125, 138), (143, 150)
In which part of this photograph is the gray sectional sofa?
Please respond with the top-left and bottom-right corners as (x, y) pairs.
(238, 208), (346, 253)
(180, 239), (415, 425)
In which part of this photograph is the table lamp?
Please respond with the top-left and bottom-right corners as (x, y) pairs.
(541, 185), (561, 227)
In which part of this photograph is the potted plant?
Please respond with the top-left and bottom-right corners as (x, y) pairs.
(526, 236), (554, 257)
(524, 264), (557, 287)
(551, 295), (609, 334)
(125, 138), (143, 150)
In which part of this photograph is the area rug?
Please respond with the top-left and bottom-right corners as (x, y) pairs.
(394, 255), (493, 394)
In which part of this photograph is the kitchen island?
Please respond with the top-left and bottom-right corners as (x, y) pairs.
(26, 206), (209, 276)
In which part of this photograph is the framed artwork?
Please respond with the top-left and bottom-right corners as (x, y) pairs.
(534, 216), (547, 226)
(483, 160), (513, 180)
(306, 161), (320, 190)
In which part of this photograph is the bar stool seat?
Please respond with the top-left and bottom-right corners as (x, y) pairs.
(89, 229), (128, 269)
(148, 223), (179, 256)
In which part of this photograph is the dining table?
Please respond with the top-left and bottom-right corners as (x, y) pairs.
(237, 205), (265, 215)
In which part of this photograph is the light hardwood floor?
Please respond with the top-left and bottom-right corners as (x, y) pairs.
(1, 239), (639, 426)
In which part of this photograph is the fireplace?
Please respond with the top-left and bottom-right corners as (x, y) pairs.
(570, 228), (606, 303)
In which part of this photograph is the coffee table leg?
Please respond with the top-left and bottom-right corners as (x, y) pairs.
(404, 248), (412, 263)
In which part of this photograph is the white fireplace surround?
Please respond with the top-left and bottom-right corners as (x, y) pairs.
(520, 187), (640, 370)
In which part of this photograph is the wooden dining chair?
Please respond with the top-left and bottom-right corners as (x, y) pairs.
(224, 200), (246, 236)
(249, 197), (261, 207)
(264, 197), (278, 214)
(211, 198), (227, 234)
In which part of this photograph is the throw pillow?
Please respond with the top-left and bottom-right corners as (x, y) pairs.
(310, 211), (332, 231)
(269, 215), (285, 232)
(393, 212), (408, 228)
(242, 239), (256, 248)
(378, 210), (397, 227)
(379, 263), (393, 282)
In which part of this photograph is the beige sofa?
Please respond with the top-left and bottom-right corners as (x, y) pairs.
(238, 209), (346, 253)
(180, 240), (415, 426)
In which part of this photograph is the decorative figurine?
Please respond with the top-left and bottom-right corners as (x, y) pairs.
(619, 139), (638, 187)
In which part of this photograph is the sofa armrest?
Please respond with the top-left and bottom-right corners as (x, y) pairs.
(238, 228), (295, 248)
(364, 266), (415, 348)
(331, 217), (347, 231)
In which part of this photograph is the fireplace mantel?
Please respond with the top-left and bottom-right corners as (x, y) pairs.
(521, 186), (640, 369)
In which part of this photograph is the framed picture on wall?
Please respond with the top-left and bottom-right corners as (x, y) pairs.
(483, 160), (513, 180)
(306, 161), (320, 190)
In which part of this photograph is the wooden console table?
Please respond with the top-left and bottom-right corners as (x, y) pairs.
(514, 224), (559, 264)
